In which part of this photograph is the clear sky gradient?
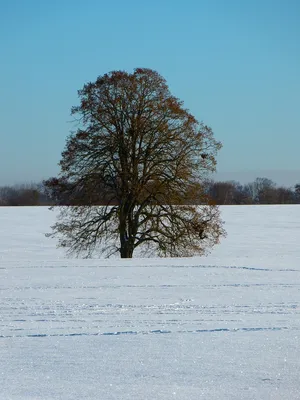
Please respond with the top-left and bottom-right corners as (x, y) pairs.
(1, 0), (299, 186)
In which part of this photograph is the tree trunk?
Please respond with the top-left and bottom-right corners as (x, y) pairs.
(120, 229), (134, 258)
(120, 242), (134, 258)
(119, 209), (134, 258)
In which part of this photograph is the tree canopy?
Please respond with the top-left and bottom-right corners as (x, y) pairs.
(45, 68), (225, 258)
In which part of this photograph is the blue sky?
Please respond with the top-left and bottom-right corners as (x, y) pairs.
(1, 0), (299, 186)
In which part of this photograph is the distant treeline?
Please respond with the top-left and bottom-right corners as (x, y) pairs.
(0, 177), (300, 206)
(205, 178), (300, 205)
(0, 183), (51, 206)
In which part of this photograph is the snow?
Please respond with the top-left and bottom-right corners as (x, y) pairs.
(1, 205), (300, 399)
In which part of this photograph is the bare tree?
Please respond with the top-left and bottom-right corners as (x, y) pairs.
(231, 181), (253, 204)
(45, 68), (225, 258)
(295, 184), (300, 204)
(245, 177), (277, 204)
(206, 180), (235, 204)
(205, 180), (252, 205)
(276, 187), (294, 204)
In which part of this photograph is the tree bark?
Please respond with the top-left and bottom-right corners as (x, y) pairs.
(119, 206), (134, 258)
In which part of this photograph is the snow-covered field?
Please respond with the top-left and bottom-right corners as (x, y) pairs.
(1, 206), (300, 399)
